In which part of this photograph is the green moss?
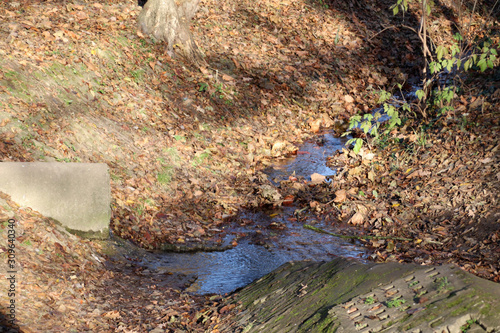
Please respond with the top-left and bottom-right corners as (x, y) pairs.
(450, 306), (470, 316)
(446, 295), (467, 308)
(424, 314), (437, 322)
(479, 303), (491, 315)
(430, 318), (444, 328)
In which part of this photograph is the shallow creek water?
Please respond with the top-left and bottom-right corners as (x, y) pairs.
(113, 132), (370, 295)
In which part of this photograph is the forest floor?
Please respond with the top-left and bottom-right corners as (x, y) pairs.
(0, 0), (498, 331)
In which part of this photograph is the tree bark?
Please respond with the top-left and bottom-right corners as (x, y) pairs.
(138, 0), (202, 62)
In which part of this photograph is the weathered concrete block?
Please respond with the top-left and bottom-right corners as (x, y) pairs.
(0, 162), (110, 239)
(225, 258), (500, 332)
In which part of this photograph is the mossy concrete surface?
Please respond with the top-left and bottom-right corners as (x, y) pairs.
(0, 162), (110, 239)
(223, 258), (500, 332)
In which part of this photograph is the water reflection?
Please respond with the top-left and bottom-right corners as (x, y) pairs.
(139, 207), (367, 295)
(266, 132), (348, 182)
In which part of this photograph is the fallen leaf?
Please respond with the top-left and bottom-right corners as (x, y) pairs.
(344, 95), (354, 103)
(406, 169), (431, 179)
(310, 173), (326, 183)
(308, 118), (322, 133)
(349, 212), (364, 225)
(0, 118), (10, 127)
(282, 195), (294, 206)
(103, 310), (121, 319)
(333, 189), (346, 203)
(367, 171), (375, 182)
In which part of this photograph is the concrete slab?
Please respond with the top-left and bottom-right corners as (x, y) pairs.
(225, 258), (500, 333)
(0, 162), (110, 239)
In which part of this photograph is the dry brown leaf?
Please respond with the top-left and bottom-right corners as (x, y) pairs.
(367, 171), (375, 182)
(349, 166), (363, 176)
(103, 310), (121, 319)
(0, 118), (10, 127)
(344, 95), (354, 103)
(308, 118), (322, 133)
(348, 187), (358, 195)
(310, 173), (326, 183)
(271, 140), (290, 155)
(406, 169), (431, 179)
(349, 212), (364, 225)
(334, 189), (346, 203)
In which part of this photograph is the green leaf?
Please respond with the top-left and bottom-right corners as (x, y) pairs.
(371, 124), (380, 138)
(432, 62), (442, 74)
(198, 82), (208, 92)
(453, 33), (463, 41)
(444, 59), (454, 72)
(487, 59), (494, 69)
(436, 45), (446, 60)
(360, 121), (372, 134)
(386, 104), (396, 117)
(464, 59), (472, 71)
(416, 89), (426, 100)
(348, 115), (361, 129)
(353, 138), (363, 153)
(377, 90), (391, 104)
(477, 58), (487, 72)
(173, 135), (186, 141)
(384, 103), (395, 114)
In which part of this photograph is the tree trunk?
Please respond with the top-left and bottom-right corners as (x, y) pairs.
(138, 0), (202, 62)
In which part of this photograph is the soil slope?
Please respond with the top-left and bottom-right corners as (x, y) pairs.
(0, 0), (498, 331)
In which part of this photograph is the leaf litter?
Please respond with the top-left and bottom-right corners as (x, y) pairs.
(0, 0), (498, 331)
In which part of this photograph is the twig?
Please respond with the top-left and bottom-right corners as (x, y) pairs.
(303, 224), (413, 241)
(369, 25), (418, 41)
(325, 199), (342, 213)
(294, 207), (309, 220)
(369, 25), (397, 41)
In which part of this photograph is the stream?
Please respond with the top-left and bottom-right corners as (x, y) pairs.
(109, 131), (371, 295)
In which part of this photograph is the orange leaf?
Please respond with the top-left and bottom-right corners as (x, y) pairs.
(283, 195), (294, 206)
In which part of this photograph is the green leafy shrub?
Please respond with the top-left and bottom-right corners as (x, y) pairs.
(343, 90), (405, 153)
